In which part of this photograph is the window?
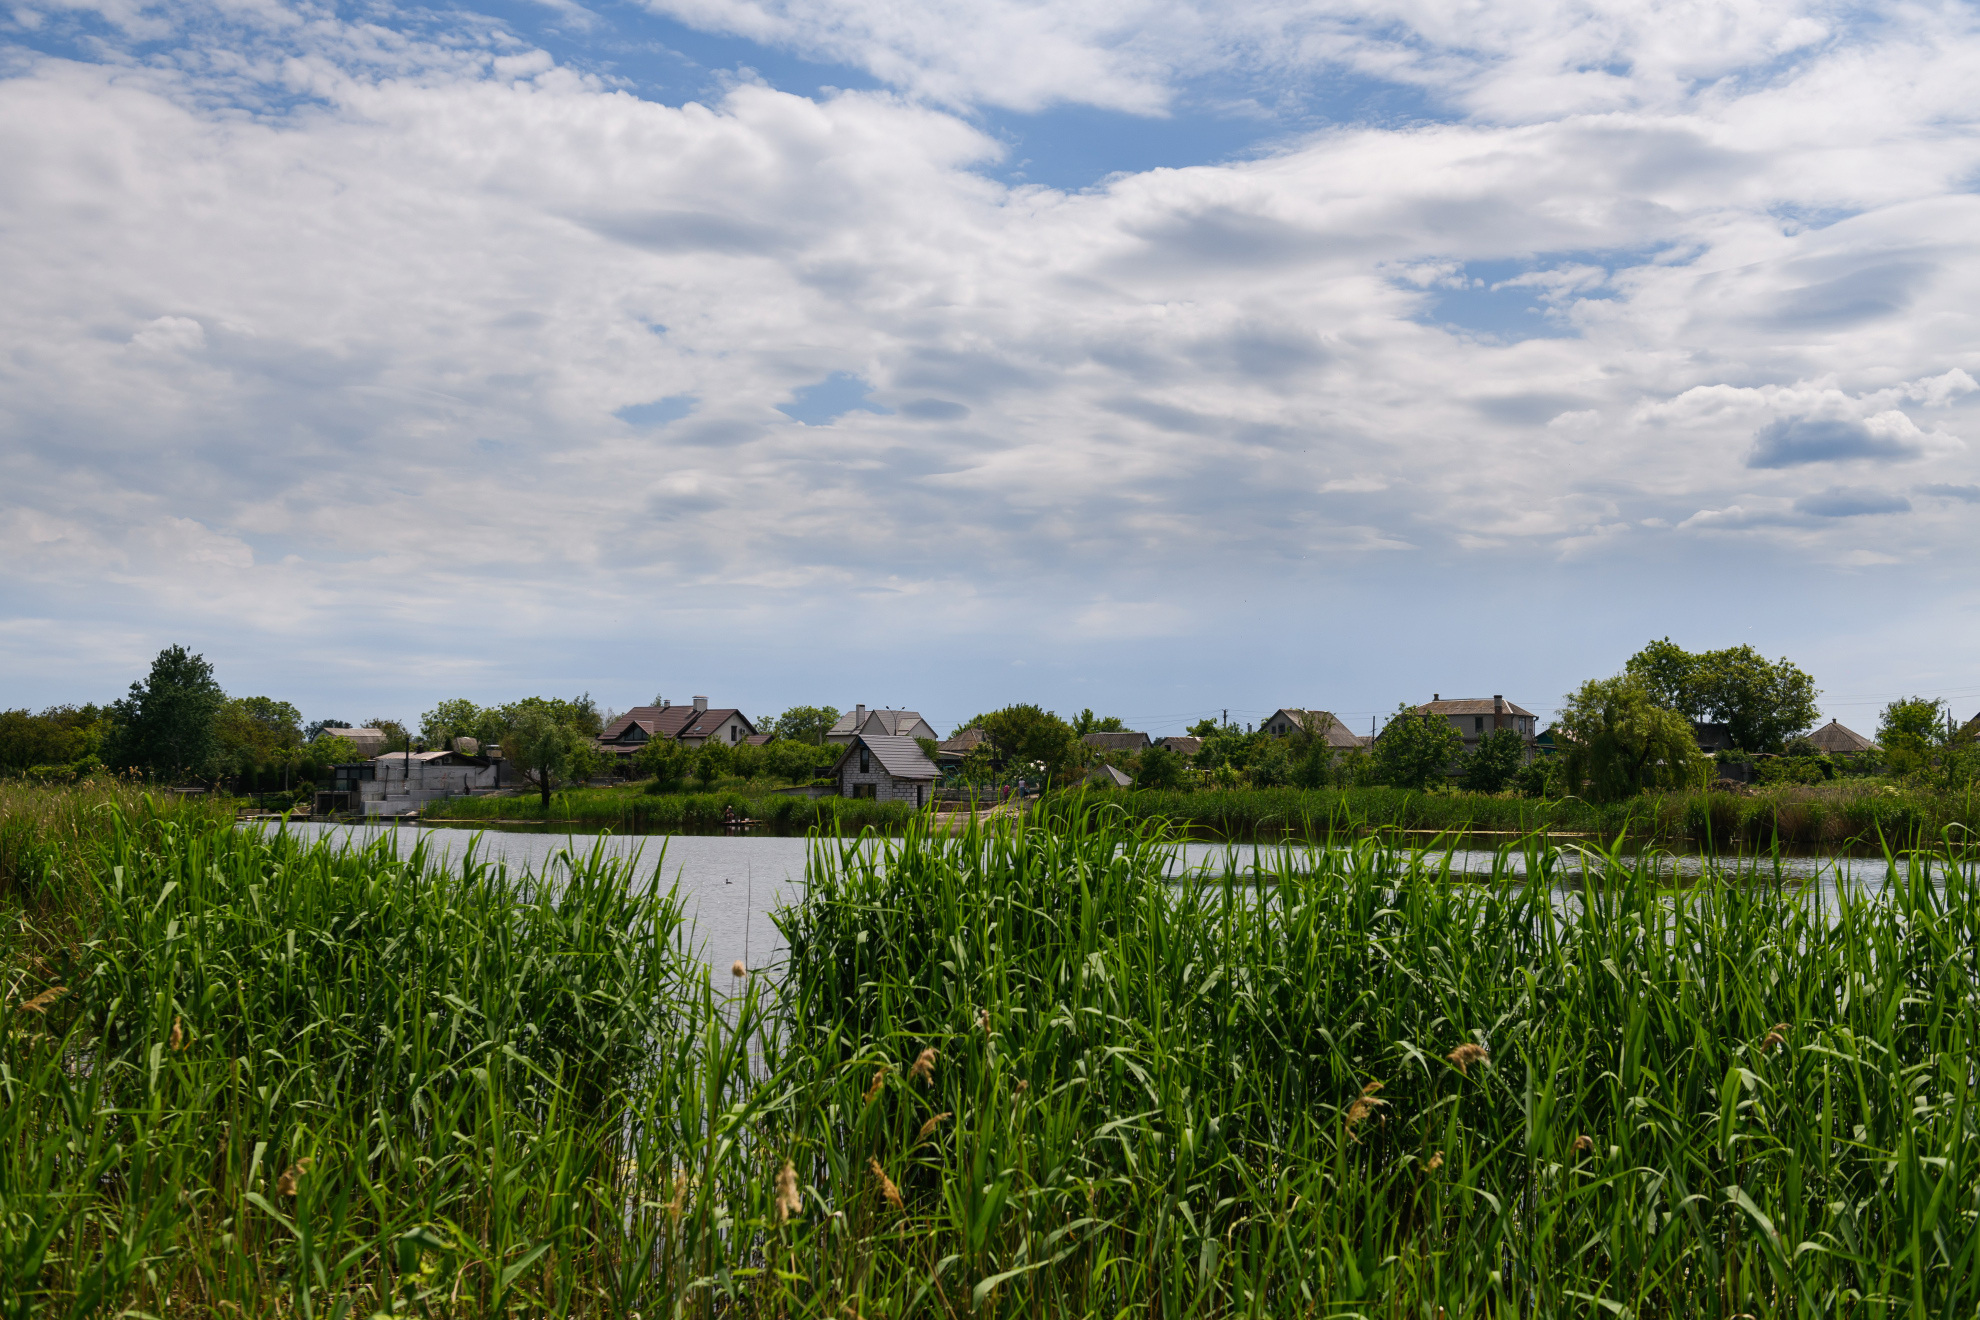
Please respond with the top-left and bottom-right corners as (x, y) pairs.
(1475, 716), (1485, 733)
(859, 748), (870, 774)
(730, 725), (739, 743)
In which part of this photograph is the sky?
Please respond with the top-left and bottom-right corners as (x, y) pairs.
(2, 0), (1979, 738)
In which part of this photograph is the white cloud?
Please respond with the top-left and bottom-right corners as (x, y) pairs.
(3, 0), (1980, 709)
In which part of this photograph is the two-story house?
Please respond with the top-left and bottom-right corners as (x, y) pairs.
(826, 705), (940, 746)
(596, 696), (758, 764)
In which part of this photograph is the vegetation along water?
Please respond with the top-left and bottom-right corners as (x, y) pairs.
(3, 779), (1978, 1314)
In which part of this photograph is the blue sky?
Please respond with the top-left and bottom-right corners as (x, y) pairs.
(2, 0), (1979, 736)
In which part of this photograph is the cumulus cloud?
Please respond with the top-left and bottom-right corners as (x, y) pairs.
(3, 0), (1980, 704)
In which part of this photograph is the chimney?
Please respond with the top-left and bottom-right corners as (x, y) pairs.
(659, 697), (669, 708)
(1433, 693), (1439, 702)
(693, 695), (708, 712)
(1494, 694), (1505, 731)
(856, 703), (866, 726)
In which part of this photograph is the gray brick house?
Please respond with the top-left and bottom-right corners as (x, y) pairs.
(829, 734), (938, 806)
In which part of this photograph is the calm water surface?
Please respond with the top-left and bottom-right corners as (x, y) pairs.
(261, 821), (1942, 973)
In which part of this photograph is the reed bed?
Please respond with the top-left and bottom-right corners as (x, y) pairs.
(3, 793), (1977, 1314)
(424, 786), (921, 835)
(1062, 782), (1975, 848)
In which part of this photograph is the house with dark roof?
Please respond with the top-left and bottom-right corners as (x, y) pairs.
(1261, 709), (1368, 748)
(596, 696), (757, 762)
(1413, 695), (1538, 754)
(826, 704), (940, 745)
(1157, 736), (1202, 757)
(1806, 719), (1875, 755)
(829, 734), (938, 806)
(1081, 730), (1150, 754)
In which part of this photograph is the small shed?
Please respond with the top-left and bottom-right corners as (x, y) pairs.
(1085, 763), (1133, 789)
(829, 734), (938, 807)
(1806, 719), (1875, 755)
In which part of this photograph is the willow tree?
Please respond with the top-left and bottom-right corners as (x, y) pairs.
(1557, 676), (1707, 801)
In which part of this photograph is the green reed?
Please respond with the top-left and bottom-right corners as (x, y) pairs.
(3, 791), (1977, 1315)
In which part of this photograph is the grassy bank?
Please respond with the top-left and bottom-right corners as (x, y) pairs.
(6, 787), (1979, 1312)
(421, 784), (921, 834)
(1058, 780), (1977, 847)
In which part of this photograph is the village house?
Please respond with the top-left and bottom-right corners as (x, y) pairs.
(595, 697), (757, 763)
(826, 705), (940, 745)
(1806, 719), (1875, 755)
(1260, 709), (1369, 748)
(1081, 730), (1151, 754)
(829, 733), (938, 805)
(1157, 736), (1202, 757)
(1414, 696), (1538, 754)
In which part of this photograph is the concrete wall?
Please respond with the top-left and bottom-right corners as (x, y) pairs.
(358, 758), (504, 815)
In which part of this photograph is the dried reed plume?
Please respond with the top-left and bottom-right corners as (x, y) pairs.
(868, 1157), (904, 1211)
(1572, 1135), (1594, 1155)
(1760, 1023), (1790, 1054)
(665, 1172), (690, 1220)
(731, 960), (748, 978)
(976, 1007), (990, 1032)
(864, 1064), (890, 1104)
(1014, 1079), (1028, 1094)
(168, 1017), (184, 1051)
(1425, 1151), (1444, 1172)
(774, 1161), (802, 1223)
(275, 1157), (315, 1196)
(17, 986), (66, 1014)
(1344, 1080), (1386, 1132)
(915, 1112), (952, 1145)
(911, 1047), (938, 1085)
(1447, 1043), (1489, 1075)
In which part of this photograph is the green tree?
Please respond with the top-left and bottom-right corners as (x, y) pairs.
(1623, 638), (1819, 752)
(217, 696), (304, 784)
(1460, 727), (1527, 793)
(420, 698), (487, 749)
(1247, 737), (1293, 787)
(109, 645), (226, 780)
(0, 705), (113, 777)
(1373, 703), (1464, 791)
(507, 706), (579, 806)
(693, 743), (726, 790)
(981, 704), (1081, 788)
(1557, 676), (1707, 802)
(1877, 696), (1946, 777)
(634, 736), (688, 792)
(1134, 743), (1185, 790)
(771, 705), (841, 746)
(764, 738), (831, 785)
(1624, 637), (1704, 718)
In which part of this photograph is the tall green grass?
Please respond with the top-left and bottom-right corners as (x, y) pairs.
(1058, 782), (1974, 848)
(5, 792), (1978, 1313)
(423, 785), (922, 835)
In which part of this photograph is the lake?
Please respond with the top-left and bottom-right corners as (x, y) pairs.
(262, 820), (1935, 975)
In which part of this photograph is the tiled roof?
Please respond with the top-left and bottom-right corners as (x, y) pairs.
(830, 708), (930, 737)
(1158, 736), (1202, 755)
(1081, 731), (1150, 751)
(938, 727), (987, 753)
(601, 705), (753, 742)
(1265, 710), (1364, 747)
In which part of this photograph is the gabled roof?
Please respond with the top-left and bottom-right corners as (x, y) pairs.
(600, 705), (753, 743)
(1806, 719), (1875, 753)
(830, 734), (938, 781)
(938, 726), (987, 754)
(1086, 763), (1132, 787)
(1081, 731), (1150, 751)
(679, 708), (752, 739)
(1416, 697), (1536, 718)
(830, 708), (933, 738)
(1264, 709), (1364, 747)
(1158, 736), (1202, 755)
